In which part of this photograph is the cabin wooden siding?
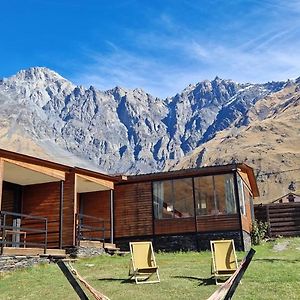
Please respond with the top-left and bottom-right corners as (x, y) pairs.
(62, 171), (76, 247)
(114, 182), (153, 238)
(154, 217), (195, 235)
(241, 199), (252, 233)
(240, 182), (254, 234)
(196, 214), (240, 232)
(79, 191), (111, 240)
(241, 215), (250, 233)
(22, 182), (60, 248)
(1, 185), (15, 213)
(0, 159), (3, 209)
(1, 183), (16, 230)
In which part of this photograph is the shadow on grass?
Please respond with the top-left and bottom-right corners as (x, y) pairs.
(173, 275), (215, 286)
(253, 258), (300, 263)
(97, 277), (133, 284)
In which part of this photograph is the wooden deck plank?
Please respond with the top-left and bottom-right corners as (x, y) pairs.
(1, 247), (66, 257)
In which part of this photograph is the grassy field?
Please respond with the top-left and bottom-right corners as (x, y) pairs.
(1, 237), (300, 300)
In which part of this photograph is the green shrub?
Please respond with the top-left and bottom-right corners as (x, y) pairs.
(251, 219), (269, 245)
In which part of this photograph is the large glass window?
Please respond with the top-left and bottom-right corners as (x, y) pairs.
(194, 174), (237, 216)
(153, 174), (238, 219)
(153, 178), (194, 219)
(194, 176), (214, 215)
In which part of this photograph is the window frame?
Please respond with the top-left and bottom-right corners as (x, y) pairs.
(152, 178), (194, 220)
(194, 174), (237, 217)
(153, 172), (239, 219)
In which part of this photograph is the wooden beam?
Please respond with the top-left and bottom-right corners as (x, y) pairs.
(59, 180), (64, 249)
(57, 260), (89, 300)
(74, 173), (78, 246)
(3, 158), (65, 181)
(76, 173), (114, 190)
(62, 171), (76, 248)
(0, 158), (3, 210)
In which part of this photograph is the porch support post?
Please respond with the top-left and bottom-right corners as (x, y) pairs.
(110, 189), (114, 244)
(59, 180), (64, 249)
(0, 158), (3, 210)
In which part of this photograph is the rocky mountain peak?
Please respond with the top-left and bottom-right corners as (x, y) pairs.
(10, 67), (68, 84)
(2, 67), (75, 107)
(0, 67), (298, 188)
(107, 86), (128, 100)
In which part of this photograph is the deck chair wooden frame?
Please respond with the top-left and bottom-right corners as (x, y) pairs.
(129, 241), (160, 284)
(210, 239), (238, 285)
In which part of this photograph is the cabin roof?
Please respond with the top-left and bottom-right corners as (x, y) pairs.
(121, 163), (260, 197)
(0, 149), (260, 196)
(0, 148), (119, 183)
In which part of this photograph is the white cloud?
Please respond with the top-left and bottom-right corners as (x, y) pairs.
(73, 9), (300, 98)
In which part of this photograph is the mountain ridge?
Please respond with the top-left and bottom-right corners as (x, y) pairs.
(0, 67), (299, 203)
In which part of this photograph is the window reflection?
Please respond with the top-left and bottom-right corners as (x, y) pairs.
(153, 178), (194, 219)
(194, 174), (237, 216)
(153, 174), (237, 219)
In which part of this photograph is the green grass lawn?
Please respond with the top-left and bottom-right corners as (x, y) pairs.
(1, 237), (300, 300)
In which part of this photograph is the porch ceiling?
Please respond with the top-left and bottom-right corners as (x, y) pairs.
(3, 159), (65, 185)
(76, 173), (114, 193)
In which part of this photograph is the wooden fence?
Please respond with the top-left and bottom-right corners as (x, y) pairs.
(254, 202), (300, 237)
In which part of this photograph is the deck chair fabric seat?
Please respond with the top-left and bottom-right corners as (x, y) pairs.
(210, 239), (238, 285)
(129, 241), (160, 284)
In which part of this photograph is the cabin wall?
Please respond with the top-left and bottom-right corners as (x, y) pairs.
(1, 182), (20, 232)
(22, 182), (60, 248)
(1, 183), (15, 213)
(241, 184), (254, 234)
(80, 191), (111, 240)
(196, 215), (240, 232)
(0, 159), (3, 209)
(114, 170), (255, 251)
(154, 218), (195, 235)
(241, 203), (252, 233)
(114, 182), (153, 238)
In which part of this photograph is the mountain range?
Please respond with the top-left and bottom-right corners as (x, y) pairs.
(0, 67), (299, 203)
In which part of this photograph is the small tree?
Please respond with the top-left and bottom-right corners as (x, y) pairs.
(251, 219), (269, 245)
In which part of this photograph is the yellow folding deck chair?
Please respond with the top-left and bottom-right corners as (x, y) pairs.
(210, 239), (238, 285)
(129, 241), (160, 284)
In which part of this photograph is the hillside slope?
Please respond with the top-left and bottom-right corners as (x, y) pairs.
(173, 81), (300, 203)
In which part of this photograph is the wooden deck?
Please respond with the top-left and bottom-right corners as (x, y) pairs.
(1, 247), (66, 257)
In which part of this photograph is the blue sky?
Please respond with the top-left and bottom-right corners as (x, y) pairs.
(1, 0), (300, 97)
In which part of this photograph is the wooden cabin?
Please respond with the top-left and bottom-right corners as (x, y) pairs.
(0, 148), (259, 255)
(113, 164), (259, 251)
(0, 149), (118, 256)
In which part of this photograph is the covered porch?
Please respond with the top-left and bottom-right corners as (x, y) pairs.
(75, 171), (116, 250)
(0, 157), (66, 256)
